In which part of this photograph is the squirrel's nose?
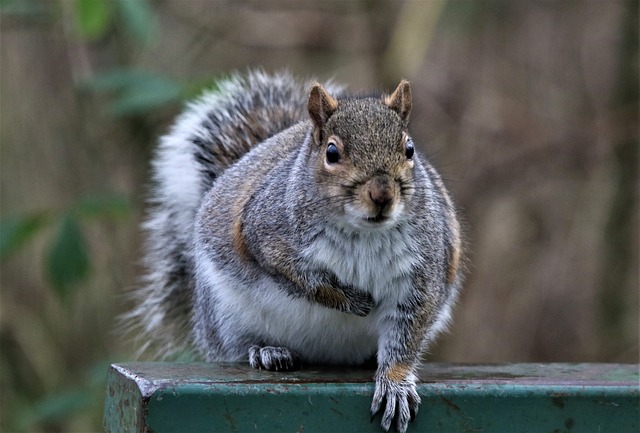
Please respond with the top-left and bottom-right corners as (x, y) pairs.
(368, 175), (395, 210)
(369, 188), (393, 208)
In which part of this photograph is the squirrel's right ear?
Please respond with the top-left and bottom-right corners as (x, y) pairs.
(308, 83), (338, 129)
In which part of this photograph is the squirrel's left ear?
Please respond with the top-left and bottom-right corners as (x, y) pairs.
(384, 80), (412, 126)
(308, 83), (338, 129)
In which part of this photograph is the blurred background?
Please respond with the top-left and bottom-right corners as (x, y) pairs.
(1, 0), (638, 431)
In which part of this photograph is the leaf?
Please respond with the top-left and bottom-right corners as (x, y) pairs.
(47, 215), (90, 300)
(83, 69), (182, 116)
(0, 213), (49, 260)
(74, 0), (111, 40)
(74, 194), (131, 220)
(109, 78), (181, 116)
(83, 69), (147, 92)
(115, 0), (156, 44)
(17, 389), (92, 429)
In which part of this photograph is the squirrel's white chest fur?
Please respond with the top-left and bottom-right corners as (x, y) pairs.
(303, 222), (419, 304)
(199, 222), (420, 364)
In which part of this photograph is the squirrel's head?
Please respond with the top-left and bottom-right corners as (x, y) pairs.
(308, 80), (415, 229)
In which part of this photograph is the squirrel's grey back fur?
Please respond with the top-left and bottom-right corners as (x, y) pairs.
(128, 70), (344, 357)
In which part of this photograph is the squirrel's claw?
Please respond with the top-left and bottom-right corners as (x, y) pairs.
(248, 345), (301, 371)
(371, 375), (421, 433)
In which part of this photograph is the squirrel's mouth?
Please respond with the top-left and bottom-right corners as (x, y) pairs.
(345, 202), (399, 228)
(365, 213), (388, 224)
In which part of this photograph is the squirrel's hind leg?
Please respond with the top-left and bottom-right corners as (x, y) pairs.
(248, 345), (301, 371)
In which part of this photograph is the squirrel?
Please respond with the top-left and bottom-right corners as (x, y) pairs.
(128, 69), (463, 433)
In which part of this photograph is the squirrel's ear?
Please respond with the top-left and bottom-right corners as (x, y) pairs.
(308, 83), (338, 128)
(384, 80), (412, 125)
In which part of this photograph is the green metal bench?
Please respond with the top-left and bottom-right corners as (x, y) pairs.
(104, 362), (639, 433)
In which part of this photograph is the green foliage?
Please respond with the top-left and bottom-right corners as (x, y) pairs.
(0, 213), (50, 261)
(47, 215), (90, 301)
(12, 360), (113, 432)
(116, 0), (156, 44)
(2, 2), (215, 428)
(72, 0), (156, 43)
(2, 2), (162, 432)
(17, 389), (93, 429)
(75, 193), (132, 220)
(2, 196), (131, 430)
(83, 69), (232, 117)
(85, 69), (182, 116)
(69, 0), (219, 117)
(74, 0), (112, 40)
(1, 194), (131, 301)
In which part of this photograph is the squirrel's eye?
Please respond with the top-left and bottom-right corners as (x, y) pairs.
(405, 142), (414, 160)
(326, 142), (341, 164)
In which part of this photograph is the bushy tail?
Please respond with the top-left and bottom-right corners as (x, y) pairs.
(126, 70), (343, 358)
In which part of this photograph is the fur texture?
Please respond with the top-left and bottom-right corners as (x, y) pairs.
(131, 70), (463, 433)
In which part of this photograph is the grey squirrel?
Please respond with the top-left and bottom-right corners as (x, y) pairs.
(130, 70), (463, 433)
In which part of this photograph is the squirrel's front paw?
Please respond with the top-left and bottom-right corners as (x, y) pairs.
(248, 345), (301, 371)
(370, 373), (421, 433)
(344, 289), (375, 317)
